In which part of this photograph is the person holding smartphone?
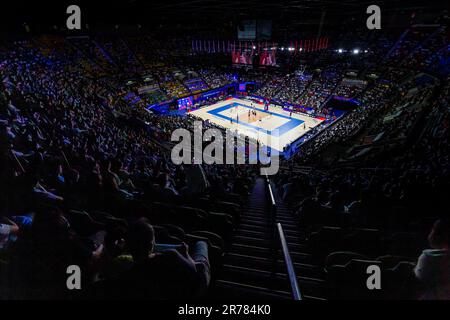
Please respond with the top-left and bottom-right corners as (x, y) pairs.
(115, 218), (210, 299)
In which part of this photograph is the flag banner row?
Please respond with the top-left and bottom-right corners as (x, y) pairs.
(191, 38), (329, 53)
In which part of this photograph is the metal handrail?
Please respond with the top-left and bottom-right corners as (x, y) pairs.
(277, 223), (302, 300)
(265, 175), (302, 300)
(267, 179), (276, 207)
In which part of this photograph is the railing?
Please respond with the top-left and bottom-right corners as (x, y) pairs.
(266, 177), (276, 208)
(265, 175), (302, 300)
(277, 223), (302, 300)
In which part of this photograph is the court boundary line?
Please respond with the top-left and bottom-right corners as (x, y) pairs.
(206, 102), (304, 136)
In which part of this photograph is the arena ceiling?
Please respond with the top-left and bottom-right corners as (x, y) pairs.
(1, 0), (447, 33)
(91, 0), (445, 19)
(139, 0), (440, 16)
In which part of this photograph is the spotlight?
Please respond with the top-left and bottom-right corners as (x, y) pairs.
(353, 49), (360, 54)
(337, 49), (343, 53)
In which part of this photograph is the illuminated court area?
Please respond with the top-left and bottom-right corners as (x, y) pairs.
(189, 98), (324, 151)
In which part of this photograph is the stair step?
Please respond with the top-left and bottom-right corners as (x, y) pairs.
(282, 228), (304, 237)
(239, 224), (271, 233)
(275, 217), (297, 224)
(238, 223), (270, 230)
(240, 218), (270, 226)
(247, 206), (266, 210)
(225, 253), (324, 279)
(233, 235), (273, 246)
(219, 264), (327, 299)
(236, 229), (271, 238)
(230, 243), (312, 263)
(213, 177), (323, 299)
(233, 235), (309, 253)
(230, 243), (271, 257)
(213, 280), (326, 301)
(212, 280), (291, 300)
(244, 213), (267, 219)
(237, 226), (307, 244)
(241, 215), (268, 221)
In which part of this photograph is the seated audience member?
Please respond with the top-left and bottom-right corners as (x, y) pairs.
(155, 172), (179, 199)
(414, 219), (450, 300)
(0, 212), (34, 251)
(116, 219), (210, 299)
(99, 226), (133, 280)
(31, 206), (104, 288)
(0, 216), (20, 250)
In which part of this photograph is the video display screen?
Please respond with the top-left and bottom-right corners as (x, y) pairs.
(237, 20), (256, 40)
(177, 96), (193, 110)
(259, 50), (276, 66)
(232, 51), (253, 65)
(237, 20), (272, 40)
